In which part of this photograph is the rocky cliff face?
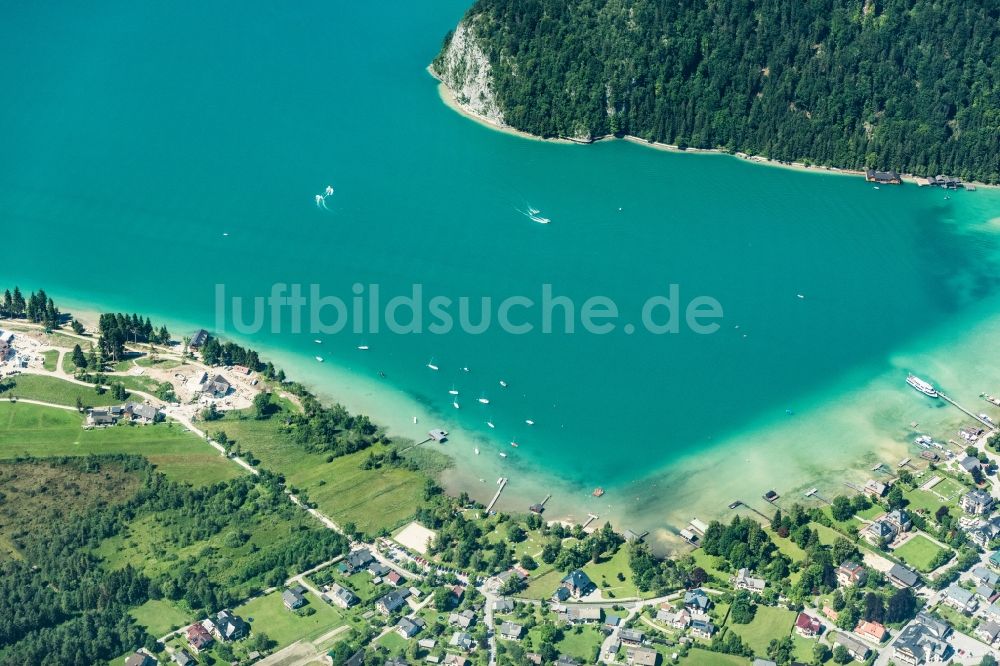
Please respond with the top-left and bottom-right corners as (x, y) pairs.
(432, 20), (505, 127)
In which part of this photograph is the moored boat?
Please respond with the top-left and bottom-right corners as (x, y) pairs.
(906, 374), (938, 398)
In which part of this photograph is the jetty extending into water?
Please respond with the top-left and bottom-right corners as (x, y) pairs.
(938, 392), (996, 429)
(484, 477), (508, 513)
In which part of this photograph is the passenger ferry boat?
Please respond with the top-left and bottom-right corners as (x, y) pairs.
(906, 374), (938, 398)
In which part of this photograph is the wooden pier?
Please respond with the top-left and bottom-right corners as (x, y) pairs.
(581, 513), (599, 530)
(730, 499), (772, 521)
(484, 477), (507, 513)
(939, 393), (996, 429)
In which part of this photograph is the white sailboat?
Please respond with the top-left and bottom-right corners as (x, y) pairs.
(357, 344), (370, 351)
(452, 398), (460, 409)
(499, 380), (508, 388)
(448, 386), (459, 395)
(525, 419), (535, 425)
(478, 395), (490, 404)
(486, 421), (495, 429)
(315, 356), (324, 363)
(427, 358), (439, 371)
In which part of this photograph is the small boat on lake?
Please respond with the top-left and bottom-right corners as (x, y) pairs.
(357, 345), (369, 351)
(315, 356), (324, 363)
(452, 399), (460, 409)
(314, 339), (322, 344)
(499, 452), (507, 458)
(486, 421), (495, 429)
(427, 359), (439, 371)
(510, 440), (519, 447)
(525, 419), (535, 425)
(461, 366), (471, 373)
(448, 386), (459, 395)
(499, 380), (508, 388)
(478, 396), (490, 404)
(474, 447), (479, 455)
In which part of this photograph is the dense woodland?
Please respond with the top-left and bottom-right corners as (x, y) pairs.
(439, 0), (1000, 182)
(0, 457), (348, 666)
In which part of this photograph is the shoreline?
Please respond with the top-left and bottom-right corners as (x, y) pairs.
(30, 288), (996, 553)
(432, 74), (998, 190)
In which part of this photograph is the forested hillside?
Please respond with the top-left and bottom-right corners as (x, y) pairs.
(434, 0), (1000, 182)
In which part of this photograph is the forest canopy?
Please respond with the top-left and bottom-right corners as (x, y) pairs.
(437, 0), (1000, 182)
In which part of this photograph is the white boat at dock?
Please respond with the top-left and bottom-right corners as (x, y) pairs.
(979, 413), (995, 425)
(906, 374), (938, 398)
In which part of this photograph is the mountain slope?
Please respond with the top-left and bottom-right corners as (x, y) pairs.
(433, 0), (1000, 182)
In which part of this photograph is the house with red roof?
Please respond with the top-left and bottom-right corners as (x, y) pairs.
(794, 613), (822, 637)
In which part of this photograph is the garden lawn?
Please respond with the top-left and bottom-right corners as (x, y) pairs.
(129, 599), (192, 637)
(582, 547), (645, 599)
(678, 648), (747, 666)
(892, 535), (949, 572)
(0, 374), (124, 407)
(766, 528), (807, 562)
(726, 605), (797, 657)
(522, 567), (566, 600)
(0, 402), (243, 485)
(555, 626), (604, 662)
(235, 590), (348, 648)
(810, 522), (845, 546)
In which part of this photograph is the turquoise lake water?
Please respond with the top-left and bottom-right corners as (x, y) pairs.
(4, 1), (1000, 536)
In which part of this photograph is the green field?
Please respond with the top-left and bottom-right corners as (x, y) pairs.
(521, 567), (566, 600)
(235, 589), (349, 648)
(41, 349), (59, 371)
(0, 402), (243, 486)
(582, 546), (645, 599)
(810, 522), (845, 546)
(129, 599), (192, 637)
(892, 535), (949, 572)
(0, 374), (125, 407)
(555, 626), (604, 662)
(766, 528), (807, 562)
(726, 605), (797, 657)
(689, 548), (731, 583)
(215, 409), (425, 535)
(135, 356), (182, 370)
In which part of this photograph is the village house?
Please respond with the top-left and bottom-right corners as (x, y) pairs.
(202, 374), (231, 399)
(417, 638), (436, 650)
(87, 407), (117, 426)
(189, 329), (209, 350)
(683, 589), (712, 613)
(563, 605), (602, 624)
(185, 623), (214, 653)
(732, 568), (766, 593)
(975, 620), (1000, 646)
(972, 566), (1000, 588)
(863, 518), (897, 546)
(214, 610), (248, 641)
(967, 517), (1000, 548)
(832, 632), (871, 662)
(442, 655), (468, 666)
(958, 455), (981, 475)
(342, 548), (374, 574)
(172, 649), (195, 666)
(892, 614), (950, 665)
(282, 585), (307, 610)
(752, 660), (777, 666)
(499, 621), (523, 640)
(655, 607), (690, 629)
(555, 656), (579, 666)
(625, 645), (657, 666)
(942, 583), (978, 614)
(492, 598), (514, 613)
(886, 563), (919, 589)
(556, 569), (594, 599)
(603, 615), (621, 632)
(376, 588), (410, 615)
(386, 570), (405, 586)
(885, 509), (912, 533)
(836, 561), (866, 587)
(961, 488), (996, 515)
(689, 619), (715, 639)
(324, 583), (358, 608)
(619, 629), (644, 645)
(794, 613), (821, 637)
(396, 616), (424, 639)
(449, 631), (476, 652)
(386, 659), (409, 666)
(124, 653), (157, 666)
(449, 609), (476, 629)
(854, 620), (888, 643)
